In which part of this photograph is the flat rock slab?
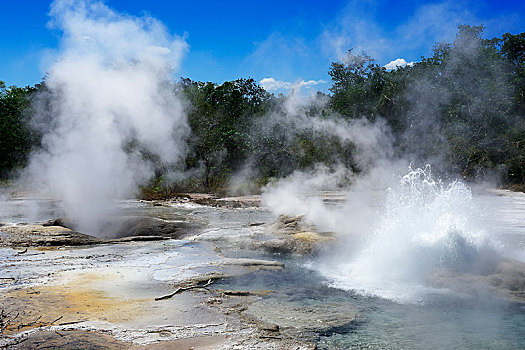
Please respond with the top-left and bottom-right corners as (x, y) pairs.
(220, 258), (284, 268)
(45, 215), (199, 239)
(245, 296), (359, 338)
(0, 214), (203, 247)
(0, 225), (101, 247)
(6, 331), (232, 350)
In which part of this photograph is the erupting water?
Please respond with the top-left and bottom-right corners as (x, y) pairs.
(316, 166), (500, 303)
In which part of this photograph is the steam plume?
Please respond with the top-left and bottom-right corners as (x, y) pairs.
(26, 0), (189, 234)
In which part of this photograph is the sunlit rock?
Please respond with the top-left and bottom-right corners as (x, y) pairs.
(0, 224), (101, 247)
(254, 215), (336, 255)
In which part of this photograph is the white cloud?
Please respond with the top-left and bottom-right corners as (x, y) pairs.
(260, 77), (325, 91)
(384, 58), (414, 70)
(260, 77), (292, 91)
(294, 79), (326, 89)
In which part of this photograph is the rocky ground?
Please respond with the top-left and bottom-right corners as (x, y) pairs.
(0, 197), (340, 349)
(0, 240), (319, 349)
(1, 193), (525, 349)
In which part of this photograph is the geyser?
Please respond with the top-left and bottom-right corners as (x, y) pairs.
(25, 0), (189, 235)
(315, 165), (501, 303)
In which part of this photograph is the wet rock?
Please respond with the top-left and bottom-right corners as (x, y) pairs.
(0, 224), (102, 247)
(244, 296), (358, 339)
(107, 235), (171, 243)
(427, 259), (525, 302)
(98, 216), (190, 239)
(248, 222), (265, 227)
(220, 258), (284, 269)
(219, 290), (272, 297)
(0, 218), (185, 247)
(154, 257), (285, 292)
(42, 217), (69, 228)
(254, 215), (336, 255)
(177, 259), (285, 287)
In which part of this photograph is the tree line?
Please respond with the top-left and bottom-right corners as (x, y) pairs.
(1, 25), (524, 193)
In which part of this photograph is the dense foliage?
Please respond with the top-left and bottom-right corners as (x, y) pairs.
(328, 26), (525, 184)
(1, 26), (524, 192)
(0, 81), (38, 178)
(180, 78), (271, 188)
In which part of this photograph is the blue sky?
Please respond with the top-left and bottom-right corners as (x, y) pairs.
(1, 0), (524, 92)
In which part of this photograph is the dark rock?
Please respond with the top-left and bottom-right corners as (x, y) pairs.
(0, 214), (201, 247)
(97, 216), (185, 239)
(220, 290), (272, 297)
(107, 235), (171, 243)
(220, 258), (284, 269)
(248, 222), (265, 227)
(41, 215), (200, 239)
(42, 218), (71, 228)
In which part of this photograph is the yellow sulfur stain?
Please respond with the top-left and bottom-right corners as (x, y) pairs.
(292, 231), (336, 243)
(1, 270), (152, 333)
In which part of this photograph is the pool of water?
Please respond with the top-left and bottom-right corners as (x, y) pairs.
(214, 257), (525, 350)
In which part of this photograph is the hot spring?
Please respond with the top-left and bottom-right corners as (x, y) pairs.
(1, 166), (524, 349)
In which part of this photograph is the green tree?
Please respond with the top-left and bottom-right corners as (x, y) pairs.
(181, 78), (271, 189)
(327, 25), (525, 185)
(0, 81), (38, 178)
(329, 50), (386, 120)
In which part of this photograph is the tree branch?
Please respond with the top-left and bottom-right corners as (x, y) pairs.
(155, 279), (214, 301)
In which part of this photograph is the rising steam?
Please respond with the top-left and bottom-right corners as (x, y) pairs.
(25, 0), (189, 234)
(259, 25), (519, 303)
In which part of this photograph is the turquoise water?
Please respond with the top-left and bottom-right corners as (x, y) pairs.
(216, 260), (525, 350)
